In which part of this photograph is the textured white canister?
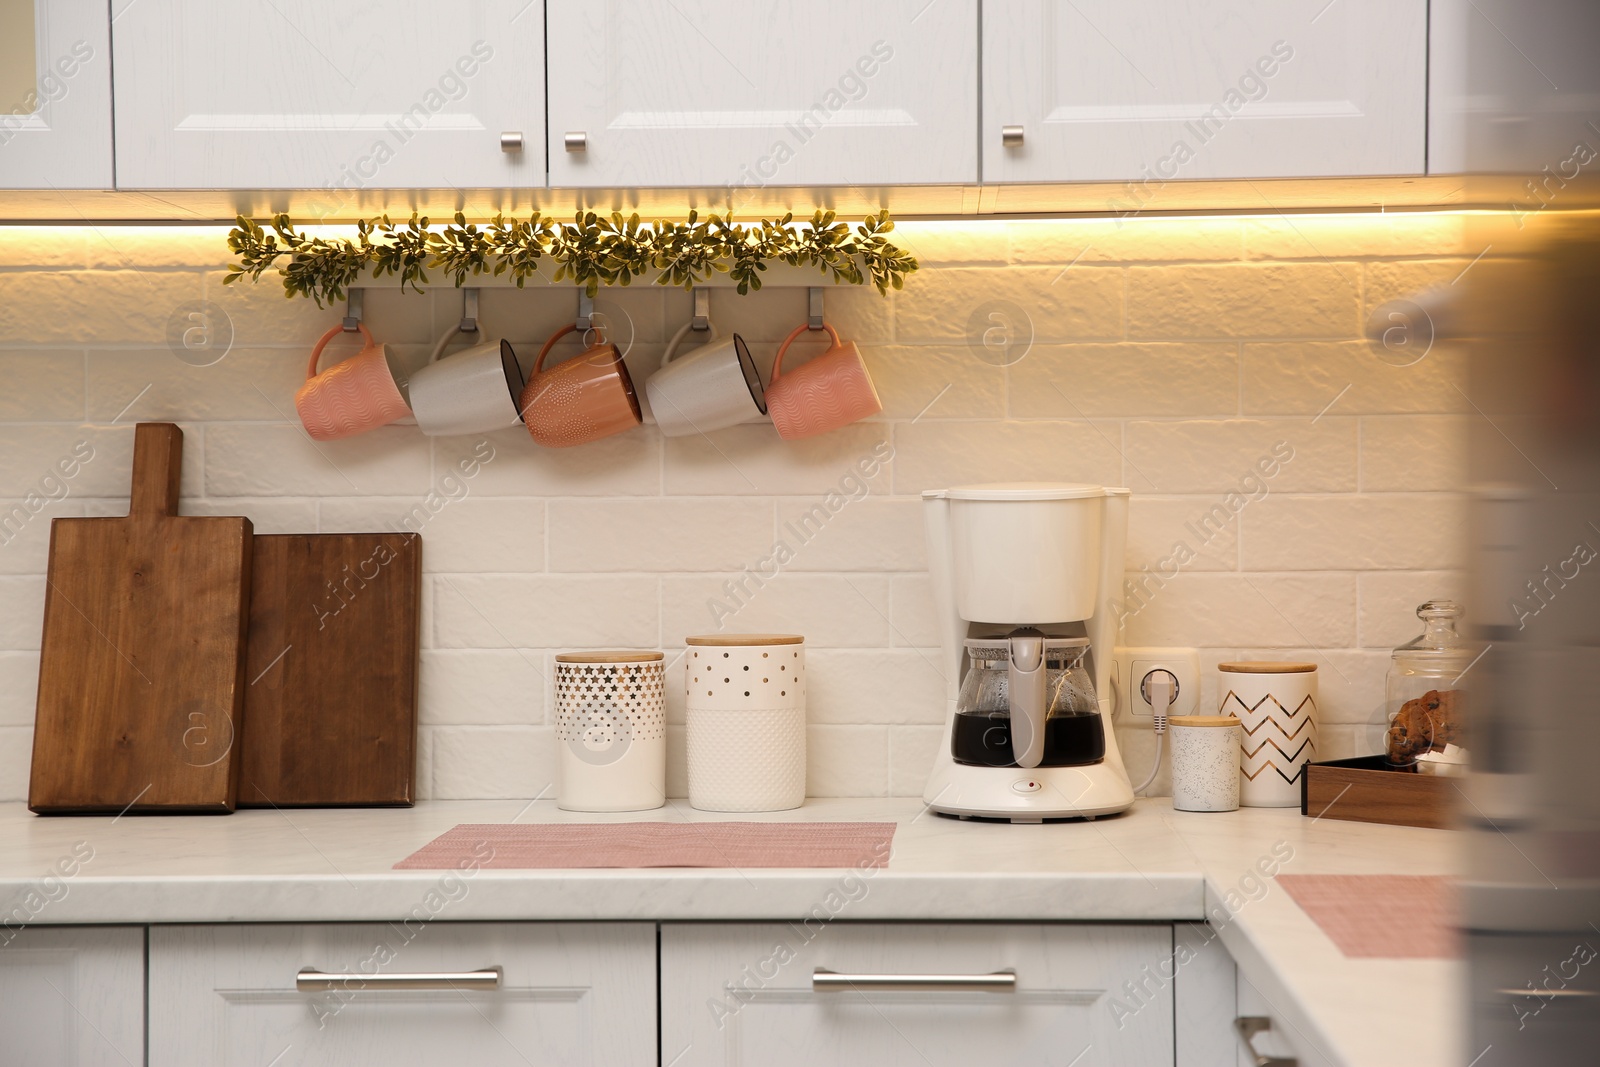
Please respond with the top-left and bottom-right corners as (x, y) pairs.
(555, 651), (666, 812)
(1169, 715), (1242, 812)
(684, 634), (806, 812)
(1219, 662), (1318, 808)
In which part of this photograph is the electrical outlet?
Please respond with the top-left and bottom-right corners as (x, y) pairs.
(1111, 647), (1201, 722)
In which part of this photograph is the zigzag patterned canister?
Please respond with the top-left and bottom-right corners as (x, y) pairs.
(1218, 662), (1318, 808)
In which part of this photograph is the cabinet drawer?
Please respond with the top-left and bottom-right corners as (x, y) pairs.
(662, 922), (1174, 1067)
(150, 923), (655, 1067)
(0, 926), (144, 1066)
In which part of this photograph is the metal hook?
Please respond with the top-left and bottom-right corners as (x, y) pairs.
(807, 287), (825, 330)
(576, 291), (594, 331)
(459, 288), (479, 333)
(692, 288), (710, 332)
(342, 288), (364, 332)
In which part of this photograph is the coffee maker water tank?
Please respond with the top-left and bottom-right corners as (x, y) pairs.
(943, 483), (1106, 624)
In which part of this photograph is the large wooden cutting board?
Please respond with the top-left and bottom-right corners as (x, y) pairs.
(237, 532), (421, 807)
(29, 423), (253, 814)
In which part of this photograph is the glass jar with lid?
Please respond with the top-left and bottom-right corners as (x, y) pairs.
(1385, 600), (1473, 768)
(950, 635), (1104, 768)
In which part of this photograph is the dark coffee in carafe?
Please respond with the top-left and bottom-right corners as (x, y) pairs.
(950, 710), (1105, 767)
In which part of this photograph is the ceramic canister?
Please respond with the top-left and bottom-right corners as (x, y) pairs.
(1219, 662), (1318, 808)
(684, 634), (806, 812)
(554, 651), (666, 812)
(1169, 715), (1242, 812)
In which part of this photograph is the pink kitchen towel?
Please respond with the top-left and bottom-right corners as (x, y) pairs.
(1278, 874), (1459, 959)
(394, 821), (896, 870)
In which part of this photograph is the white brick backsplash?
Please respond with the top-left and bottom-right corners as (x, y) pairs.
(1115, 727), (1168, 797)
(0, 653), (39, 726)
(433, 575), (657, 649)
(1357, 571), (1468, 647)
(430, 726), (556, 800)
(549, 499), (773, 572)
(895, 267), (1124, 344)
(1124, 419), (1355, 494)
(1361, 416), (1470, 491)
(891, 421), (1123, 495)
(1009, 343), (1239, 418)
(665, 423), (891, 497)
(1242, 341), (1468, 415)
(663, 574), (890, 647)
(1243, 494), (1466, 570)
(1121, 572), (1356, 647)
(0, 577), (46, 650)
(888, 725), (945, 796)
(776, 497), (925, 572)
(420, 650), (544, 725)
(0, 727), (31, 801)
(0, 499), (85, 575)
(0, 217), (1479, 801)
(0, 350), (84, 421)
(806, 648), (947, 725)
(807, 725), (888, 797)
(206, 423), (432, 497)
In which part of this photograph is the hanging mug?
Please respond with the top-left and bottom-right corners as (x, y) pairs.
(765, 322), (882, 440)
(644, 319), (766, 437)
(408, 324), (526, 437)
(295, 324), (413, 441)
(518, 322), (642, 448)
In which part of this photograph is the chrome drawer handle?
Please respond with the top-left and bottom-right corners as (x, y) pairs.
(812, 968), (1015, 993)
(1235, 1016), (1296, 1066)
(296, 967), (501, 992)
(565, 131), (588, 152)
(1001, 124), (1024, 147)
(1498, 987), (1598, 998)
(500, 131), (523, 153)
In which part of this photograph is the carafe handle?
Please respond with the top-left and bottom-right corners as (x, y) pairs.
(1008, 634), (1047, 769)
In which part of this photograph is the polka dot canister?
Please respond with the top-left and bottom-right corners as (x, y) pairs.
(684, 634), (806, 812)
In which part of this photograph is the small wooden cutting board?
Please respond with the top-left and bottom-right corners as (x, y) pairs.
(29, 424), (252, 814)
(237, 532), (421, 807)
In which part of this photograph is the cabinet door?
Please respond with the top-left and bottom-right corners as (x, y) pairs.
(546, 1), (977, 188)
(661, 922), (1173, 1067)
(149, 923), (655, 1067)
(983, 0), (1426, 182)
(0, 1), (112, 188)
(0, 926), (145, 1066)
(110, 1), (542, 191)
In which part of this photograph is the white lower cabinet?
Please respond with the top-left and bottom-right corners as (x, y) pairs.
(148, 922), (656, 1067)
(0, 926), (145, 1066)
(660, 922), (1174, 1067)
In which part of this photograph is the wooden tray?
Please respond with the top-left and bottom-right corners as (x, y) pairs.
(1300, 756), (1457, 830)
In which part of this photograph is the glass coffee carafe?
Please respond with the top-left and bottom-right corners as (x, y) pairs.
(950, 634), (1106, 768)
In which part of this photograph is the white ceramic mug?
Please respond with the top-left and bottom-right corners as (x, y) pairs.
(1219, 661), (1318, 808)
(684, 633), (805, 812)
(644, 319), (766, 437)
(555, 651), (667, 812)
(409, 325), (526, 437)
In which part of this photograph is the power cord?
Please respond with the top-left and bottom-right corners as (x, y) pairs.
(1132, 671), (1177, 796)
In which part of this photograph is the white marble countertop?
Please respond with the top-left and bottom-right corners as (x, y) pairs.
(0, 797), (1462, 1067)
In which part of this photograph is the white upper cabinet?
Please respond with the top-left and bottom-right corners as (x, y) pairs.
(983, 0), (1427, 183)
(546, 1), (978, 189)
(111, 1), (543, 191)
(0, 1), (112, 189)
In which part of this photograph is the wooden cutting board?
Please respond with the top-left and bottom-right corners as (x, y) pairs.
(29, 423), (253, 814)
(237, 532), (421, 807)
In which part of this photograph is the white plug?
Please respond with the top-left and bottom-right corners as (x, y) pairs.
(1143, 670), (1177, 734)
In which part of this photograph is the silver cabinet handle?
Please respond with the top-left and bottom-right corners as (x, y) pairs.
(565, 131), (588, 152)
(500, 131), (523, 153)
(1235, 1016), (1297, 1067)
(296, 967), (501, 992)
(1001, 124), (1024, 147)
(812, 968), (1015, 993)
(1498, 987), (1599, 999)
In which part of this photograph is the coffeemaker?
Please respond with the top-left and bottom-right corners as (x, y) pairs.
(922, 483), (1135, 821)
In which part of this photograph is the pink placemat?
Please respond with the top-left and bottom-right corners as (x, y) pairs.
(1278, 874), (1459, 959)
(394, 822), (896, 870)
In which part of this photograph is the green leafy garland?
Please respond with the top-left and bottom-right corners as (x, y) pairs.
(225, 209), (918, 306)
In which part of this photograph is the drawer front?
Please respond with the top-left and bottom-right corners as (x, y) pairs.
(0, 926), (144, 1066)
(662, 922), (1174, 1067)
(150, 923), (655, 1067)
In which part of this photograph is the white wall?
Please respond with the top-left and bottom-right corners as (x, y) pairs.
(0, 214), (1469, 800)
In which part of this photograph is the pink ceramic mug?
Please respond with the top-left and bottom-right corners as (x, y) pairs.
(765, 323), (882, 440)
(294, 324), (412, 441)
